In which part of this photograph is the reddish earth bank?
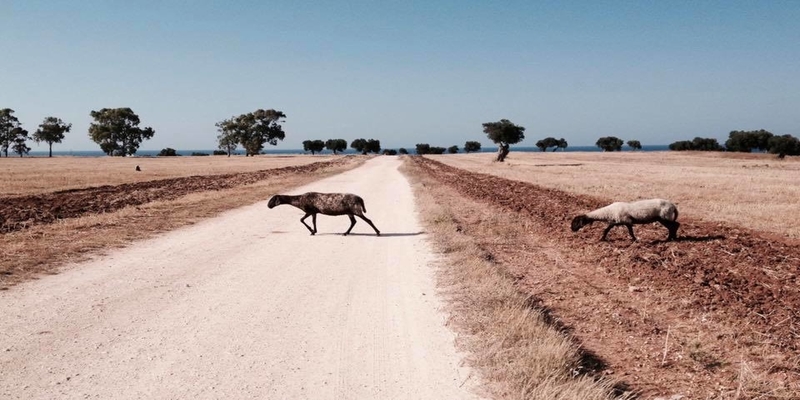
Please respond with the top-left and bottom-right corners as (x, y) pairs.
(0, 158), (351, 234)
(412, 156), (800, 398)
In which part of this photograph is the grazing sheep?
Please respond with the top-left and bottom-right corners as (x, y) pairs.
(571, 199), (679, 241)
(268, 192), (381, 236)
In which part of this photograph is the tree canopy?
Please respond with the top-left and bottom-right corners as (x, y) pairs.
(725, 130), (773, 152)
(626, 140), (642, 150)
(767, 134), (800, 158)
(669, 137), (724, 151)
(89, 108), (155, 156)
(447, 145), (459, 154)
(11, 126), (30, 157)
(215, 109), (286, 157)
(351, 138), (381, 154)
(535, 137), (559, 152)
(482, 119), (525, 161)
(464, 141), (481, 153)
(325, 139), (348, 154)
(0, 108), (23, 157)
(595, 136), (624, 152)
(33, 116), (71, 157)
(303, 139), (325, 154)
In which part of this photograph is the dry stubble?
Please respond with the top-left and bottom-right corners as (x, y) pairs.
(401, 157), (629, 400)
(430, 152), (800, 239)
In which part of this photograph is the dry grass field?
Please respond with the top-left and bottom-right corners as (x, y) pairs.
(404, 155), (800, 398)
(0, 154), (331, 196)
(0, 156), (365, 288)
(429, 151), (800, 239)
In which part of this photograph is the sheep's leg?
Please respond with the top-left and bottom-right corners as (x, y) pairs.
(600, 224), (617, 241)
(343, 214), (357, 236)
(311, 213), (318, 235)
(659, 220), (679, 241)
(300, 213), (316, 235)
(625, 224), (637, 241)
(357, 214), (381, 236)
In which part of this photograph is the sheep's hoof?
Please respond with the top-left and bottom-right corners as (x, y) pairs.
(376, 232), (381, 237)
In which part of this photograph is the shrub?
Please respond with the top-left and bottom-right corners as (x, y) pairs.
(158, 148), (179, 156)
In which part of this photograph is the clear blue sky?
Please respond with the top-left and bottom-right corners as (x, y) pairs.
(2, 0), (798, 151)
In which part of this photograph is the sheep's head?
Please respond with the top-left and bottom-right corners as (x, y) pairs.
(571, 215), (591, 232)
(267, 195), (281, 209)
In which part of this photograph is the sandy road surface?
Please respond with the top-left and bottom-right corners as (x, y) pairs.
(0, 157), (480, 399)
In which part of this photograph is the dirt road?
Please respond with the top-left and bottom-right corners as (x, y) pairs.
(0, 157), (480, 399)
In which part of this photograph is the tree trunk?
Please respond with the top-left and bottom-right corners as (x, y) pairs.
(496, 143), (510, 162)
(49, 143), (53, 157)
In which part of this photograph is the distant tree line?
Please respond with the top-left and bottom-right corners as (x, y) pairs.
(669, 130), (800, 158)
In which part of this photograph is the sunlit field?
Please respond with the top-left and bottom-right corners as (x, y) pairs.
(0, 155), (334, 196)
(429, 151), (800, 239)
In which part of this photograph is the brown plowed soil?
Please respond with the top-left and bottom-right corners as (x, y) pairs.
(0, 157), (352, 233)
(412, 156), (800, 398)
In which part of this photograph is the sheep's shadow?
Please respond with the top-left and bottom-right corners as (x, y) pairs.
(316, 232), (424, 237)
(674, 234), (726, 242)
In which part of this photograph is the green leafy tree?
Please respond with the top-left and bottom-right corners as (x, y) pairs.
(595, 136), (624, 152)
(351, 138), (367, 154)
(464, 141), (481, 153)
(382, 149), (398, 155)
(535, 137), (559, 152)
(215, 121), (239, 157)
(303, 139), (326, 154)
(158, 148), (179, 156)
(557, 138), (568, 151)
(398, 148), (408, 155)
(415, 143), (431, 155)
(325, 138), (347, 154)
(33, 116), (71, 157)
(669, 137), (723, 151)
(482, 119), (525, 161)
(767, 134), (800, 158)
(88, 108), (155, 156)
(365, 139), (381, 154)
(726, 130), (774, 152)
(0, 108), (23, 157)
(447, 145), (459, 154)
(626, 140), (642, 150)
(429, 146), (446, 154)
(11, 127), (30, 157)
(215, 109), (286, 157)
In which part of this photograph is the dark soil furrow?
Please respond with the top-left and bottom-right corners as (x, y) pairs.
(412, 156), (800, 355)
(0, 157), (352, 233)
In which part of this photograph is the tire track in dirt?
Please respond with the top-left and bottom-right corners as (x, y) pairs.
(411, 156), (800, 396)
(0, 157), (353, 233)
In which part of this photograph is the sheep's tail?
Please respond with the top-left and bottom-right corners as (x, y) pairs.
(357, 197), (367, 213)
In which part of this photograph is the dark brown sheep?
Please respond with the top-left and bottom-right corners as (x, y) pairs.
(268, 192), (381, 236)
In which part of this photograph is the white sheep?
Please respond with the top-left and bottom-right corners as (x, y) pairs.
(571, 199), (679, 241)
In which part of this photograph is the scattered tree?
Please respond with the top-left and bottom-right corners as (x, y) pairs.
(33, 116), (71, 157)
(626, 140), (642, 150)
(191, 152), (209, 156)
(365, 139), (381, 154)
(464, 141), (481, 153)
(212, 150), (228, 155)
(448, 145), (459, 154)
(158, 148), (179, 156)
(398, 148), (408, 155)
(303, 139), (326, 154)
(429, 146), (446, 154)
(669, 137), (724, 151)
(557, 138), (568, 151)
(595, 136), (624, 152)
(482, 119), (525, 162)
(325, 138), (348, 154)
(215, 109), (286, 157)
(535, 137), (559, 152)
(0, 108), (23, 157)
(415, 143), (431, 155)
(382, 149), (398, 155)
(725, 130), (774, 152)
(767, 134), (800, 158)
(11, 127), (30, 157)
(89, 108), (155, 156)
(351, 138), (367, 154)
